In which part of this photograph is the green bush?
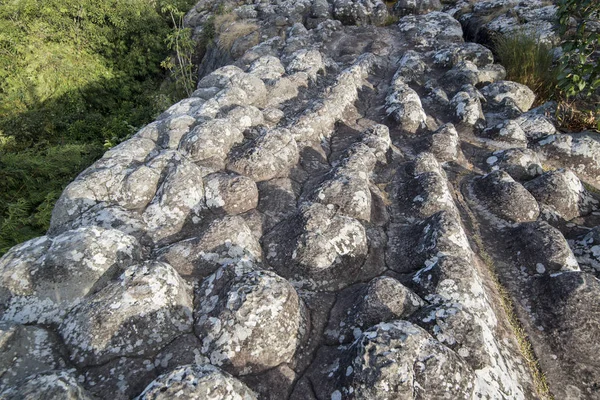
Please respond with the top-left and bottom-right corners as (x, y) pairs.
(494, 32), (558, 105)
(556, 0), (600, 98)
(556, 0), (600, 130)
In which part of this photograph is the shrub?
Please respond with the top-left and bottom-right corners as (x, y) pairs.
(556, 0), (600, 98)
(161, 4), (198, 97)
(556, 0), (599, 130)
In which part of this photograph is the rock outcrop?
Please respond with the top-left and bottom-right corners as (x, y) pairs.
(1, 0), (600, 399)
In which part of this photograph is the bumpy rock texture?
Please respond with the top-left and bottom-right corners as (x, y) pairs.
(2, 0), (600, 399)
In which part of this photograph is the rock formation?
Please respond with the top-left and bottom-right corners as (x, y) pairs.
(1, 0), (600, 399)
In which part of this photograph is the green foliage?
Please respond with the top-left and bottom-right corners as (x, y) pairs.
(0, 144), (104, 254)
(0, 0), (196, 148)
(556, 0), (600, 98)
(494, 32), (558, 105)
(0, 0), (197, 255)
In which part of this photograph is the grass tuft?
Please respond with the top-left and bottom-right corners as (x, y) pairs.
(212, 13), (259, 53)
(493, 32), (558, 106)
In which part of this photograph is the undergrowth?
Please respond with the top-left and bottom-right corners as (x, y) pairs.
(0, 144), (104, 254)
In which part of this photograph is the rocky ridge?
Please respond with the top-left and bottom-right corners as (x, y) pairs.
(1, 0), (600, 399)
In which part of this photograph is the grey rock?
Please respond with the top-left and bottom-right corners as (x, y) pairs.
(324, 276), (425, 344)
(530, 272), (600, 398)
(386, 78), (427, 134)
(194, 264), (306, 375)
(227, 128), (299, 182)
(59, 261), (193, 367)
(398, 11), (464, 47)
(571, 227), (600, 276)
(142, 154), (206, 244)
(153, 334), (205, 374)
(248, 55), (285, 82)
(0, 323), (66, 387)
(257, 178), (300, 232)
(341, 320), (474, 399)
(480, 120), (528, 146)
(333, 0), (389, 26)
(539, 134), (600, 179)
(512, 221), (580, 275)
(393, 50), (429, 85)
(427, 123), (460, 162)
(263, 202), (368, 290)
(286, 49), (325, 81)
(84, 356), (156, 400)
(387, 211), (471, 274)
(480, 80), (536, 112)
(138, 364), (257, 400)
(204, 172), (259, 215)
(432, 42), (494, 69)
(524, 169), (598, 221)
(0, 371), (94, 400)
(471, 170), (540, 223)
(155, 215), (262, 281)
(485, 148), (544, 180)
(290, 53), (375, 142)
(514, 112), (557, 140)
(395, 156), (458, 219)
(450, 85), (485, 128)
(393, 0), (442, 16)
(1, 227), (141, 325)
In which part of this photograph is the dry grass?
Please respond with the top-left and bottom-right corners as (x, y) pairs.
(213, 13), (259, 52)
(556, 99), (600, 132)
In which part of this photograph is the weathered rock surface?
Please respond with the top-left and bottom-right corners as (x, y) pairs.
(1, 1), (598, 399)
(471, 170), (540, 224)
(59, 261), (193, 367)
(138, 364), (257, 399)
(524, 169), (598, 221)
(341, 321), (475, 399)
(194, 263), (306, 375)
(0, 371), (94, 400)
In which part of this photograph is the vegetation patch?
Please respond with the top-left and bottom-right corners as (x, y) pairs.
(0, 0), (197, 255)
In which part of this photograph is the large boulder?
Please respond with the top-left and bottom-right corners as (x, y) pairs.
(0, 371), (94, 400)
(470, 171), (540, 223)
(480, 81), (536, 112)
(333, 0), (389, 26)
(227, 128), (299, 182)
(486, 148), (543, 180)
(524, 169), (598, 221)
(340, 320), (474, 399)
(263, 203), (368, 290)
(0, 323), (66, 387)
(530, 272), (600, 398)
(155, 215), (262, 281)
(59, 261), (193, 367)
(394, 0), (442, 16)
(194, 264), (306, 375)
(324, 277), (424, 344)
(0, 227), (141, 325)
(511, 221), (580, 275)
